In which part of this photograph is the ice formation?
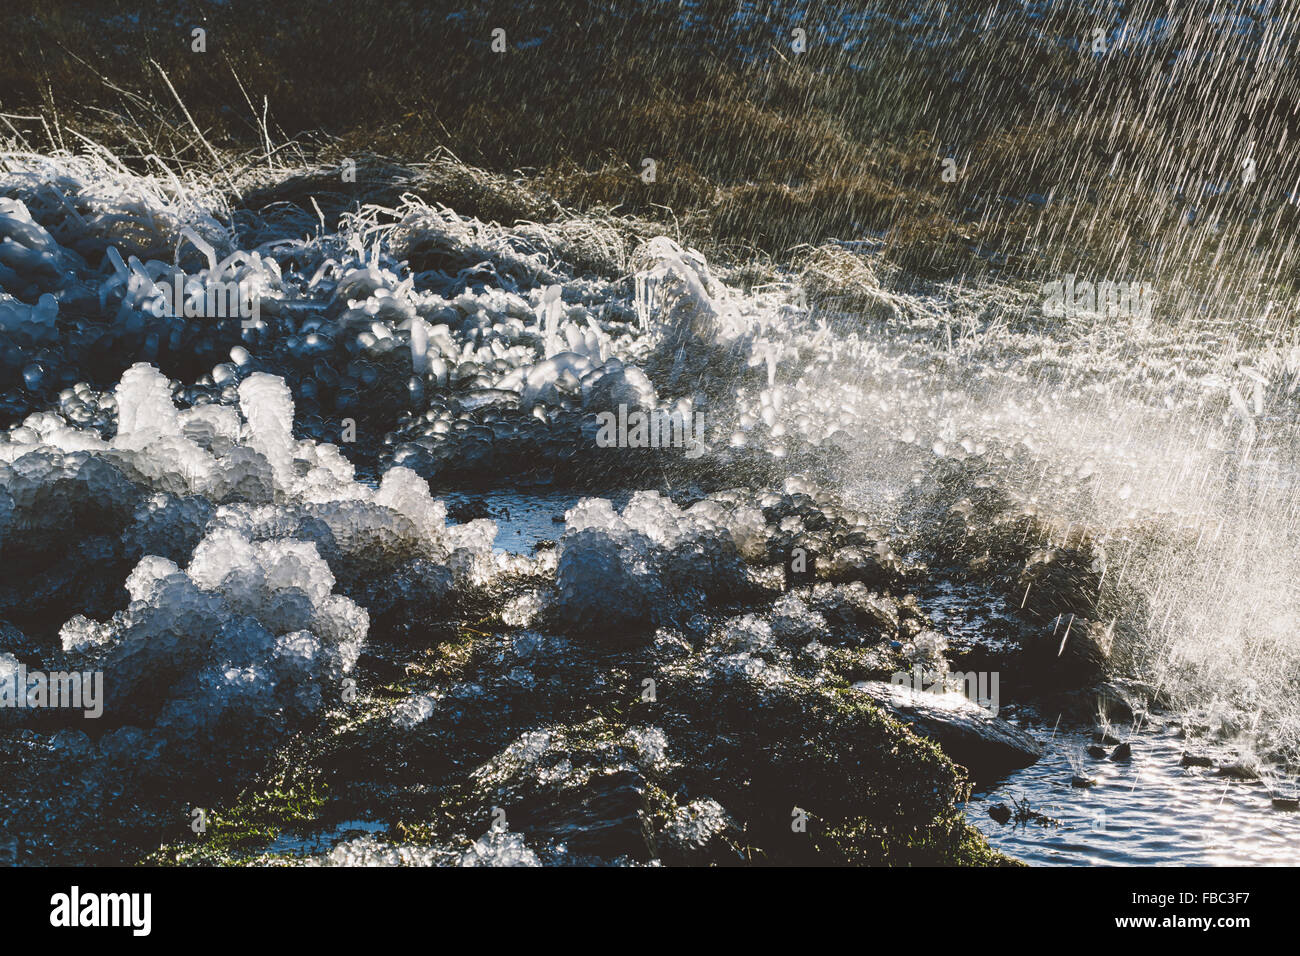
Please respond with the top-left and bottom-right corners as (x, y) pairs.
(552, 491), (764, 636)
(5, 146), (1300, 864)
(0, 345), (501, 856)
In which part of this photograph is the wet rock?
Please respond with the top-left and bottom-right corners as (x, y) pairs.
(1092, 681), (1138, 722)
(896, 461), (1027, 572)
(655, 656), (983, 864)
(987, 803), (1012, 824)
(781, 542), (818, 589)
(1086, 745), (1107, 758)
(1018, 615), (1109, 689)
(851, 680), (1042, 779)
(1215, 762), (1260, 781)
(821, 544), (903, 589)
(1180, 752), (1214, 768)
(459, 720), (665, 863)
(1071, 774), (1097, 788)
(1015, 537), (1105, 620)
(1109, 742), (1132, 761)
(445, 498), (498, 522)
(804, 582), (901, 644)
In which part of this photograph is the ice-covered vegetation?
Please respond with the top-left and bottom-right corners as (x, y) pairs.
(3, 131), (1300, 865)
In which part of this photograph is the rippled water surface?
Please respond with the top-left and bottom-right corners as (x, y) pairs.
(967, 727), (1300, 866)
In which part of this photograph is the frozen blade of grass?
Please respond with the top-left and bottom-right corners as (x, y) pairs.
(150, 58), (241, 202)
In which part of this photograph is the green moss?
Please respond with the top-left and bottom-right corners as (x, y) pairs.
(144, 769), (328, 866)
(819, 813), (1023, 867)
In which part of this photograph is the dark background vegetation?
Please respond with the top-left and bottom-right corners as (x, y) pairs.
(3, 0), (1299, 320)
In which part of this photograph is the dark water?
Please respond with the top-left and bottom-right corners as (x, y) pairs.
(444, 489), (633, 554)
(967, 725), (1300, 866)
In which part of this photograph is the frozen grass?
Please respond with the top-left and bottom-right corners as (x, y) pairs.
(5, 0), (1300, 323)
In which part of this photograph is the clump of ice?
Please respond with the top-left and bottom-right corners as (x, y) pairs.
(658, 797), (734, 852)
(552, 491), (760, 636)
(67, 525), (365, 736)
(237, 373), (297, 492)
(114, 363), (180, 447)
(622, 725), (669, 768)
(316, 830), (541, 867)
(0, 291), (58, 343)
(0, 152), (819, 493)
(0, 356), (500, 794)
(632, 237), (721, 336)
(392, 691), (442, 730)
